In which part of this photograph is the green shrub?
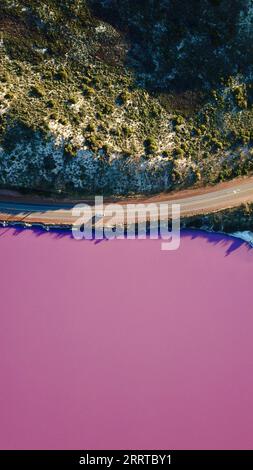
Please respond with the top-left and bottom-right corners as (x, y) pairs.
(96, 111), (103, 120)
(173, 115), (184, 126)
(144, 136), (158, 154)
(211, 138), (223, 149)
(101, 103), (113, 115)
(110, 127), (120, 136)
(59, 117), (67, 125)
(174, 147), (185, 157)
(122, 126), (132, 137)
(4, 92), (14, 100)
(47, 99), (55, 109)
(0, 73), (10, 83)
(86, 123), (96, 133)
(55, 70), (69, 82)
(102, 143), (110, 154)
(199, 124), (207, 133)
(192, 127), (202, 136)
(180, 142), (189, 152)
(69, 95), (77, 105)
(233, 85), (247, 109)
(82, 76), (92, 85)
(83, 85), (95, 97)
(117, 91), (130, 105)
(30, 85), (44, 98)
(64, 143), (77, 157)
(87, 135), (100, 150)
(71, 115), (80, 124)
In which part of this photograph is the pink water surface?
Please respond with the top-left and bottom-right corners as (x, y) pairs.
(0, 227), (253, 450)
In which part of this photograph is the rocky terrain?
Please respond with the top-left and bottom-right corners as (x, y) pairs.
(1, 0), (253, 195)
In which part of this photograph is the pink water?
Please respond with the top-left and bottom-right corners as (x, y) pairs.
(0, 227), (253, 450)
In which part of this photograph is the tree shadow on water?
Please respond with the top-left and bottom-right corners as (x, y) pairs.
(0, 224), (252, 257)
(182, 230), (252, 257)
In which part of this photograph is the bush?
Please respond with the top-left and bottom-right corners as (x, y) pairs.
(69, 95), (77, 105)
(192, 127), (202, 136)
(174, 147), (185, 158)
(211, 138), (223, 149)
(87, 135), (100, 150)
(110, 127), (120, 136)
(233, 85), (247, 109)
(4, 92), (14, 100)
(173, 115), (185, 126)
(117, 91), (130, 105)
(122, 126), (132, 137)
(82, 76), (92, 85)
(102, 143), (110, 154)
(30, 85), (44, 98)
(144, 136), (158, 154)
(64, 143), (77, 157)
(55, 70), (69, 82)
(83, 85), (95, 97)
(47, 99), (55, 109)
(101, 103), (113, 115)
(0, 73), (10, 83)
(59, 117), (67, 125)
(96, 111), (103, 120)
(86, 123), (96, 133)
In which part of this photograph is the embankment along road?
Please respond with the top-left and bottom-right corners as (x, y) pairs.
(1, 176), (253, 227)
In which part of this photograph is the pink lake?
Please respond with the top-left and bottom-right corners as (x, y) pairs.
(0, 227), (253, 450)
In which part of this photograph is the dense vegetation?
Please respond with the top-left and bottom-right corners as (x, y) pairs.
(89, 0), (253, 90)
(0, 0), (253, 195)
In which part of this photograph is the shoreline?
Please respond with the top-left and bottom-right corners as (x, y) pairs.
(1, 175), (253, 244)
(1, 218), (252, 248)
